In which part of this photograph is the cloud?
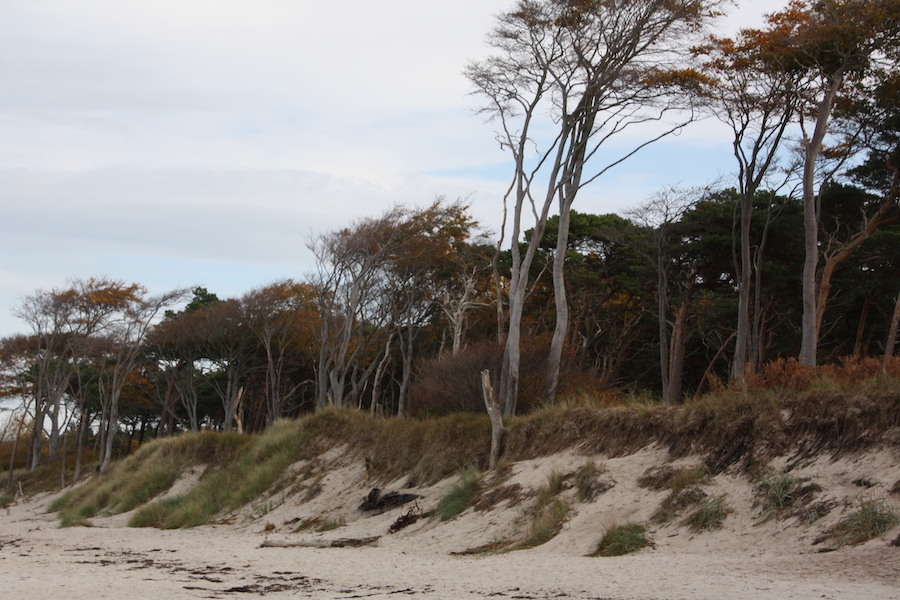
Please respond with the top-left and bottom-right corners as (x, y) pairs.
(0, 0), (791, 338)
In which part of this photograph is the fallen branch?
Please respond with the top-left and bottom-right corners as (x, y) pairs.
(260, 536), (380, 549)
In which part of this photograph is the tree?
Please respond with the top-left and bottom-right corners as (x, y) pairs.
(466, 0), (723, 414)
(310, 199), (477, 413)
(696, 30), (798, 384)
(743, 0), (900, 365)
(624, 186), (698, 403)
(242, 281), (318, 426)
(95, 286), (186, 472)
(10, 278), (143, 471)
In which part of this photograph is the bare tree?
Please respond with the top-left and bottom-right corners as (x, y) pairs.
(96, 287), (186, 472)
(696, 33), (797, 384)
(624, 186), (696, 403)
(467, 0), (724, 414)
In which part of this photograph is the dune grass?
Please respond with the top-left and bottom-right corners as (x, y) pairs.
(516, 470), (574, 549)
(40, 376), (900, 530)
(436, 467), (483, 521)
(754, 472), (802, 523)
(831, 497), (900, 546)
(682, 494), (730, 532)
(591, 523), (649, 557)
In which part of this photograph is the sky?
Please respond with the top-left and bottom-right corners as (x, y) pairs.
(0, 0), (786, 338)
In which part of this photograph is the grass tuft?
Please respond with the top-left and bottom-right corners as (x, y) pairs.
(573, 461), (606, 502)
(682, 494), (730, 532)
(436, 467), (482, 521)
(516, 470), (574, 549)
(317, 516), (347, 532)
(520, 498), (572, 548)
(831, 497), (900, 546)
(754, 472), (801, 523)
(591, 523), (649, 557)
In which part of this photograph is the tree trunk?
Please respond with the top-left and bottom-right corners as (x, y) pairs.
(731, 191), (753, 384)
(853, 290), (873, 357)
(800, 68), (846, 366)
(100, 391), (119, 473)
(481, 370), (504, 470)
(884, 291), (900, 371)
(543, 197), (572, 404)
(657, 257), (670, 402)
(667, 279), (696, 404)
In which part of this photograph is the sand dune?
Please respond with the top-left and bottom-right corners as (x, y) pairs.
(3, 445), (899, 599)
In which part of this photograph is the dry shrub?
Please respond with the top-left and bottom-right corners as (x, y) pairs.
(406, 340), (503, 417)
(742, 356), (900, 394)
(638, 465), (709, 492)
(406, 339), (608, 417)
(745, 358), (816, 392)
(819, 356), (897, 385)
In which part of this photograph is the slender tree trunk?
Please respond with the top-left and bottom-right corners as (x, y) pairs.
(853, 290), (873, 357)
(481, 370), (504, 470)
(28, 400), (45, 472)
(800, 68), (845, 366)
(100, 391), (119, 473)
(73, 406), (87, 482)
(884, 291), (900, 371)
(732, 192), (753, 384)
(667, 280), (695, 404)
(371, 334), (393, 417)
(657, 258), (670, 401)
(543, 197), (572, 404)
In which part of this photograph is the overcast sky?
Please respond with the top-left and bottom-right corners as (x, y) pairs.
(0, 0), (785, 337)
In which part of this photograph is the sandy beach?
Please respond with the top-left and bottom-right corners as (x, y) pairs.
(4, 446), (899, 600)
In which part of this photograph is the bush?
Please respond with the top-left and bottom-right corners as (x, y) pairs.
(592, 523), (649, 557)
(407, 339), (606, 416)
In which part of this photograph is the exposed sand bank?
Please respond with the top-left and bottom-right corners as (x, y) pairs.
(3, 445), (899, 599)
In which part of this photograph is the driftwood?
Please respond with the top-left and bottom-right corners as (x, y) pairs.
(358, 488), (420, 512)
(387, 503), (423, 534)
(260, 536), (380, 549)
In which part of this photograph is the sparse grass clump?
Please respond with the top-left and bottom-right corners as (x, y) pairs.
(638, 464), (709, 492)
(642, 464), (711, 525)
(573, 461), (607, 502)
(682, 494), (730, 532)
(591, 523), (649, 557)
(317, 516), (346, 532)
(517, 470), (574, 548)
(437, 467), (483, 521)
(520, 498), (571, 548)
(650, 486), (708, 525)
(755, 472), (801, 522)
(534, 469), (568, 511)
(831, 497), (900, 546)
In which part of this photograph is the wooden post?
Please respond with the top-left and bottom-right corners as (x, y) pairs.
(481, 370), (504, 470)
